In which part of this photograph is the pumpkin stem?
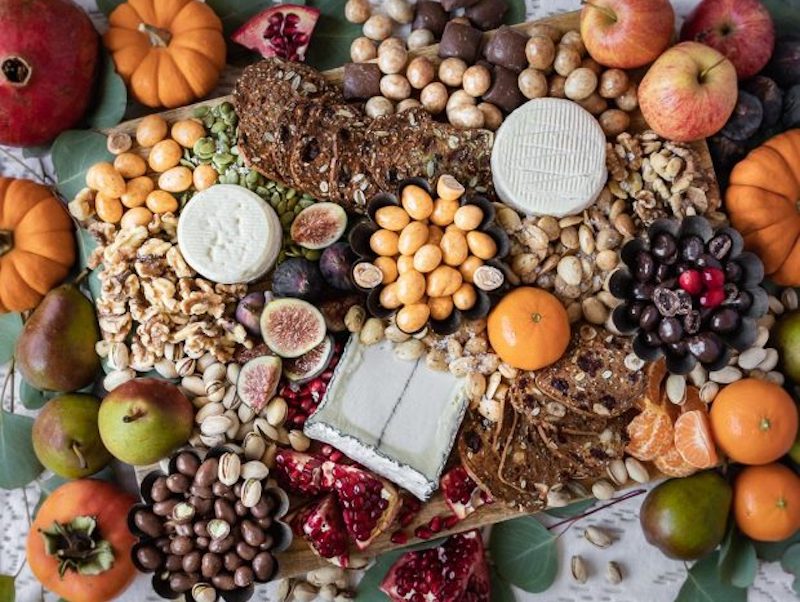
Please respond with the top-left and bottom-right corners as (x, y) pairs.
(0, 230), (13, 257)
(39, 516), (115, 578)
(0, 56), (32, 87)
(138, 22), (172, 47)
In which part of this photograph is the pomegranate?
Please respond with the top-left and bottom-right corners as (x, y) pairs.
(380, 530), (491, 602)
(232, 4), (321, 62)
(274, 449), (335, 496)
(441, 466), (492, 520)
(292, 494), (350, 567)
(331, 464), (401, 550)
(0, 0), (99, 146)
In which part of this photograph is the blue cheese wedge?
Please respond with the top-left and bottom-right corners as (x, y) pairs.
(491, 98), (607, 217)
(304, 337), (467, 500)
(177, 184), (282, 284)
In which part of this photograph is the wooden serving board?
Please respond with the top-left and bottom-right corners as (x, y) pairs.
(113, 10), (721, 579)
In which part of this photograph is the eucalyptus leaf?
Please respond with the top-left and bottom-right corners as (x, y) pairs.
(718, 527), (757, 588)
(0, 410), (44, 490)
(306, 0), (363, 71)
(491, 568), (516, 602)
(754, 531), (800, 561)
(19, 380), (46, 411)
(0, 575), (14, 602)
(489, 516), (558, 593)
(96, 0), (125, 17)
(0, 313), (22, 365)
(675, 552), (748, 602)
(86, 51), (127, 129)
(782, 543), (800, 576)
(545, 498), (595, 519)
(21, 146), (50, 159)
(503, 0), (527, 26)
(206, 0), (274, 38)
(52, 130), (112, 201)
(763, 0), (800, 36)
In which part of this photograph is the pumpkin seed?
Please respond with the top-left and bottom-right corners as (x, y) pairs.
(571, 555), (588, 584)
(625, 457), (650, 483)
(592, 479), (615, 500)
(606, 561), (623, 584)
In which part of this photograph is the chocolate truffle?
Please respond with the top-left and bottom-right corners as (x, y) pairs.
(439, 21), (483, 64)
(412, 0), (449, 37)
(343, 63), (382, 100)
(465, 0), (509, 31)
(482, 65), (526, 113)
(484, 26), (529, 73)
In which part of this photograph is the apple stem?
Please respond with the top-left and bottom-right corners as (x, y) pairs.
(72, 442), (88, 469)
(699, 57), (728, 82)
(581, 1), (617, 23)
(123, 408), (146, 423)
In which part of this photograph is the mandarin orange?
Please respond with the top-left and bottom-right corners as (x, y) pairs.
(734, 463), (800, 541)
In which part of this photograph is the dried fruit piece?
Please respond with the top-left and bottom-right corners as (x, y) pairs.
(237, 355), (282, 412)
(440, 465), (490, 520)
(290, 202), (348, 250)
(271, 258), (325, 301)
(293, 494), (350, 567)
(283, 335), (334, 384)
(261, 298), (327, 358)
(274, 449), (335, 496)
(232, 4), (321, 62)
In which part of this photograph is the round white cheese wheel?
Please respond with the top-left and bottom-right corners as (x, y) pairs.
(491, 98), (607, 218)
(177, 184), (282, 284)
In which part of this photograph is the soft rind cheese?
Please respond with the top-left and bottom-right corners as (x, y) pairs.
(491, 98), (607, 217)
(177, 184), (282, 284)
(304, 337), (467, 500)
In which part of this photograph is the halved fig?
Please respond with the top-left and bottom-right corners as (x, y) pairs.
(283, 335), (334, 384)
(237, 355), (283, 412)
(261, 298), (327, 358)
(291, 202), (348, 250)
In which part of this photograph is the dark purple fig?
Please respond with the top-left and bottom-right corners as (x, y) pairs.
(743, 75), (784, 129)
(720, 91), (763, 141)
(783, 85), (800, 129)
(708, 134), (748, 173)
(765, 35), (800, 88)
(271, 258), (325, 301)
(290, 202), (348, 250)
(236, 292), (268, 336)
(319, 242), (356, 290)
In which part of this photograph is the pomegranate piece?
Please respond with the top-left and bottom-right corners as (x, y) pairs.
(440, 466), (491, 520)
(232, 4), (321, 62)
(380, 530), (491, 602)
(293, 494), (350, 567)
(331, 464), (401, 550)
(274, 449), (335, 496)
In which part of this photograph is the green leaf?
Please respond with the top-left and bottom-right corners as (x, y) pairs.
(86, 51), (127, 129)
(491, 568), (516, 602)
(0, 313), (22, 365)
(754, 531), (800, 561)
(782, 543), (800, 576)
(718, 527), (757, 588)
(52, 130), (112, 201)
(675, 552), (748, 602)
(0, 575), (14, 602)
(19, 380), (46, 410)
(0, 410), (44, 490)
(206, 0), (274, 38)
(96, 0), (125, 16)
(503, 0), (527, 26)
(306, 0), (363, 72)
(489, 516), (558, 593)
(545, 498), (595, 519)
(21, 145), (50, 159)
(763, 0), (800, 36)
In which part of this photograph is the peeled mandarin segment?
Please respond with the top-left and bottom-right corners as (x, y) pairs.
(436, 174), (465, 201)
(625, 407), (674, 461)
(654, 445), (698, 478)
(674, 410), (718, 469)
(401, 185), (433, 220)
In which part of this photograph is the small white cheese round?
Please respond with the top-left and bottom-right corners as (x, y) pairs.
(491, 98), (607, 218)
(177, 184), (282, 284)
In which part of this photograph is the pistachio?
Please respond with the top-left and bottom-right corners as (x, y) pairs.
(254, 417), (279, 441)
(243, 432), (267, 461)
(709, 366), (742, 384)
(266, 397), (288, 427)
(182, 375), (206, 396)
(218, 452), (242, 486)
(344, 305), (367, 333)
(103, 369), (135, 391)
(571, 555), (588, 584)
(292, 583), (319, 602)
(152, 358), (177, 379)
(207, 518), (231, 540)
(385, 323), (411, 343)
(289, 430), (311, 452)
(204, 362), (227, 384)
(606, 561), (623, 585)
(95, 340), (110, 358)
(557, 256), (582, 287)
(222, 386), (240, 410)
(206, 380), (226, 402)
(306, 567), (346, 587)
(625, 457), (650, 483)
(226, 362), (241, 384)
(591, 479), (615, 500)
(699, 381), (719, 404)
(197, 352), (217, 372)
(242, 460), (269, 480)
(584, 525), (612, 548)
(666, 374), (687, 405)
(263, 442), (279, 469)
(606, 459), (628, 486)
(241, 478), (263, 508)
(107, 342), (130, 371)
(765, 371), (785, 386)
(176, 357), (197, 378)
(196, 401), (224, 424)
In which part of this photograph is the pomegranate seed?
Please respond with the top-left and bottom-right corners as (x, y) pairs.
(700, 287), (726, 308)
(280, 385), (298, 400)
(404, 497), (422, 512)
(300, 398), (316, 413)
(328, 451), (344, 462)
(321, 369), (334, 382)
(428, 516), (442, 533)
(400, 512), (415, 528)
(415, 526), (433, 539)
(309, 379), (327, 401)
(391, 530), (409, 544)
(443, 515), (460, 529)
(320, 444), (335, 457)
(291, 414), (307, 427)
(678, 269), (703, 295)
(702, 267), (725, 289)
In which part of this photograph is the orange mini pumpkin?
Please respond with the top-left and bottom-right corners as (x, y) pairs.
(726, 129), (800, 285)
(103, 0), (226, 108)
(0, 177), (75, 313)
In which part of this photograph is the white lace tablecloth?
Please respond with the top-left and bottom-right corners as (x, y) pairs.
(0, 1), (795, 600)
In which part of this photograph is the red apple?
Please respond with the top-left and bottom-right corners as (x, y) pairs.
(580, 0), (675, 69)
(638, 42), (738, 142)
(680, 0), (775, 80)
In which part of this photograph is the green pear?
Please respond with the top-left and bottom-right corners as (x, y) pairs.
(775, 310), (800, 384)
(640, 471), (732, 560)
(98, 378), (193, 465)
(15, 284), (100, 392)
(32, 394), (111, 478)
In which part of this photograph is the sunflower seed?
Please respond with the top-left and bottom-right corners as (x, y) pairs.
(666, 374), (687, 404)
(606, 561), (623, 584)
(584, 526), (612, 548)
(699, 381), (719, 404)
(625, 457), (650, 483)
(571, 555), (588, 584)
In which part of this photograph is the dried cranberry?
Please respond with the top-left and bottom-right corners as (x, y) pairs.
(678, 269), (703, 295)
(700, 287), (726, 308)
(391, 530), (409, 544)
(702, 267), (725, 289)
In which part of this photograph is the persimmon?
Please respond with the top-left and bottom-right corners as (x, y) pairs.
(487, 287), (570, 370)
(734, 463), (800, 542)
(710, 378), (798, 465)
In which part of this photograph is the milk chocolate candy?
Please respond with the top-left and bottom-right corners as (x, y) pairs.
(484, 26), (529, 72)
(482, 65), (525, 113)
(441, 0), (481, 9)
(466, 0), (509, 30)
(438, 21), (483, 64)
(343, 63), (382, 100)
(412, 0), (449, 37)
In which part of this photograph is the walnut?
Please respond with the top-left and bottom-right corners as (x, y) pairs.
(166, 246), (194, 278)
(138, 238), (172, 258)
(99, 314), (132, 339)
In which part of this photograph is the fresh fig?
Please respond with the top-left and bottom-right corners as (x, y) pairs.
(744, 75), (784, 129)
(232, 3), (320, 62)
(720, 91), (763, 141)
(290, 202), (348, 250)
(708, 134), (748, 176)
(319, 294), (363, 333)
(236, 291), (268, 335)
(319, 242), (356, 290)
(283, 335), (334, 383)
(260, 298), (327, 358)
(765, 35), (800, 88)
(784, 85), (800, 129)
(237, 355), (283, 412)
(272, 258), (325, 301)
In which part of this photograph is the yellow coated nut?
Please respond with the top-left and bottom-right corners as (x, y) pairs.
(440, 230), (469, 266)
(401, 185), (434, 220)
(86, 162), (126, 198)
(146, 190), (179, 214)
(427, 265), (463, 297)
(429, 197), (459, 226)
(171, 119), (206, 148)
(453, 282), (477, 310)
(121, 176), (155, 208)
(436, 174), (465, 201)
(427, 225), (444, 246)
(120, 206), (154, 229)
(398, 221), (429, 256)
(397, 255), (415, 275)
(158, 166), (194, 193)
(396, 270), (426, 304)
(459, 255), (484, 283)
(136, 114), (168, 147)
(466, 231), (498, 260)
(113, 152), (147, 179)
(148, 139), (182, 172)
(375, 205), (411, 231)
(95, 193), (123, 224)
(374, 256), (399, 284)
(453, 205), (484, 231)
(396, 303), (431, 333)
(413, 244), (442, 273)
(370, 229), (400, 256)
(428, 295), (454, 321)
(380, 282), (403, 309)
(193, 164), (218, 191)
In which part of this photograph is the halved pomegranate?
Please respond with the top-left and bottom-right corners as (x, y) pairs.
(380, 530), (491, 602)
(331, 464), (401, 550)
(441, 465), (492, 520)
(274, 449), (335, 496)
(292, 494), (350, 567)
(232, 4), (321, 62)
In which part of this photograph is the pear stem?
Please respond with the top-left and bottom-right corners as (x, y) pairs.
(581, 1), (617, 22)
(699, 57), (727, 82)
(0, 230), (13, 257)
(123, 408), (146, 423)
(138, 23), (172, 47)
(72, 442), (88, 470)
